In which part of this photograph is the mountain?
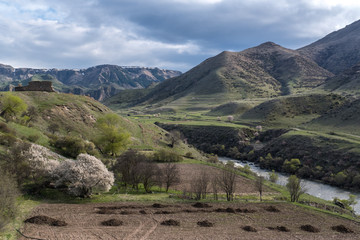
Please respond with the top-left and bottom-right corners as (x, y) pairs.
(298, 19), (360, 74)
(118, 42), (332, 108)
(0, 64), (181, 101)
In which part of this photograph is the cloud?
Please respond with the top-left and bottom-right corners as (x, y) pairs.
(0, 0), (359, 72)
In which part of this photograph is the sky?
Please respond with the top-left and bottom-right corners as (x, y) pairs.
(0, 0), (359, 72)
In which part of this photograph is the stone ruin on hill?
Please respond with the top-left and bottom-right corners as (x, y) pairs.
(15, 81), (55, 92)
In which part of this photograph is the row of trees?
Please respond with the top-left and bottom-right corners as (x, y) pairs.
(112, 150), (180, 193)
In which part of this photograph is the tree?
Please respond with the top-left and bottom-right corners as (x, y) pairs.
(53, 154), (114, 198)
(112, 150), (144, 189)
(255, 175), (265, 201)
(167, 130), (182, 148)
(139, 160), (160, 193)
(191, 170), (209, 200)
(282, 158), (301, 174)
(334, 171), (347, 186)
(268, 170), (279, 183)
(0, 93), (27, 122)
(286, 175), (304, 202)
(348, 194), (358, 212)
(94, 113), (130, 156)
(218, 165), (237, 201)
(161, 163), (180, 192)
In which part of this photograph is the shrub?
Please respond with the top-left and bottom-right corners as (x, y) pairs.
(50, 136), (87, 158)
(27, 134), (40, 143)
(153, 149), (182, 162)
(0, 122), (14, 134)
(0, 133), (17, 147)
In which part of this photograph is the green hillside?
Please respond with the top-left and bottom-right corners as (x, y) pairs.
(0, 92), (204, 159)
(306, 98), (360, 135)
(240, 94), (347, 127)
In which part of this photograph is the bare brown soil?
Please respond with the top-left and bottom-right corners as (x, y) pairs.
(173, 164), (274, 197)
(19, 202), (360, 240)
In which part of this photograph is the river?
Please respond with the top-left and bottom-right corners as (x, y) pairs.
(219, 157), (360, 214)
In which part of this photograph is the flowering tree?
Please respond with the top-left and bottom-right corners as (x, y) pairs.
(53, 154), (114, 198)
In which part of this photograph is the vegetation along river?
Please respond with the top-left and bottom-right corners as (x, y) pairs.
(220, 157), (360, 214)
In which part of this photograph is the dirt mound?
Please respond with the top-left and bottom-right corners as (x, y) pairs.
(197, 220), (214, 227)
(267, 226), (290, 232)
(101, 219), (123, 226)
(161, 219), (180, 226)
(264, 206), (280, 212)
(155, 210), (172, 214)
(192, 203), (212, 208)
(24, 216), (67, 227)
(300, 224), (320, 233)
(236, 208), (256, 213)
(242, 226), (257, 232)
(331, 225), (354, 233)
(215, 207), (236, 213)
(139, 210), (147, 214)
(152, 203), (165, 208)
(120, 211), (132, 215)
(96, 208), (114, 214)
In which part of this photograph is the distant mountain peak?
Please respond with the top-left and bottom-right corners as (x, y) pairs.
(298, 19), (360, 74)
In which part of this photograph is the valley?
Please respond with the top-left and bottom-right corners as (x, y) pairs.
(1, 15), (360, 240)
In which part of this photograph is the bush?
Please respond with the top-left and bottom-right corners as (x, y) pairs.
(50, 136), (87, 158)
(0, 122), (14, 134)
(0, 171), (19, 231)
(153, 149), (182, 162)
(0, 133), (17, 147)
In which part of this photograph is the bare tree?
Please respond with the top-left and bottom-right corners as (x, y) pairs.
(218, 165), (236, 201)
(255, 175), (265, 201)
(139, 160), (160, 193)
(161, 163), (180, 192)
(211, 175), (219, 200)
(113, 150), (144, 189)
(191, 170), (209, 200)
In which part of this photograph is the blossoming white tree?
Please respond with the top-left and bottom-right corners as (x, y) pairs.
(53, 154), (114, 198)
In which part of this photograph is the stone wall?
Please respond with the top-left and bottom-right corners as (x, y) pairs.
(15, 81), (55, 92)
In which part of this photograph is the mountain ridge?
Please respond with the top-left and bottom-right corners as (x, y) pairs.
(118, 41), (333, 108)
(298, 19), (360, 74)
(0, 64), (181, 101)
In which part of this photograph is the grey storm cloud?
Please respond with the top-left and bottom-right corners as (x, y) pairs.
(0, 0), (359, 72)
